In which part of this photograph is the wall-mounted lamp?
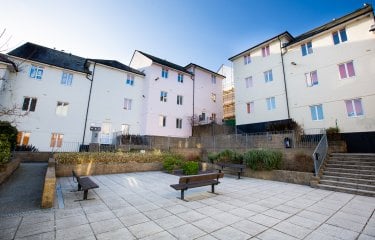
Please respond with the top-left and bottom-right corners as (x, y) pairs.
(291, 62), (297, 65)
(155, 77), (159, 81)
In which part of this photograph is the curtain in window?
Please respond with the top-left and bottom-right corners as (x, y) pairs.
(339, 64), (347, 79)
(354, 99), (363, 115)
(347, 62), (355, 77)
(345, 100), (354, 116)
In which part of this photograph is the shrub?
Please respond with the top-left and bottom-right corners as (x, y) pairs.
(182, 161), (199, 175)
(0, 135), (11, 164)
(54, 151), (168, 165)
(0, 121), (18, 150)
(326, 127), (341, 141)
(326, 127), (340, 134)
(163, 154), (183, 173)
(210, 149), (243, 164)
(243, 149), (282, 170)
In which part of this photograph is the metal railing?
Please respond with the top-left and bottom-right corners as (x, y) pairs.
(312, 133), (328, 176)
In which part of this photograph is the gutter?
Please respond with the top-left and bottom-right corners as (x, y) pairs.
(278, 36), (290, 119)
(82, 61), (96, 145)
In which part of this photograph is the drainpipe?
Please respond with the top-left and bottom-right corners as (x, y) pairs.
(82, 61), (96, 145)
(278, 36), (290, 119)
(192, 66), (195, 136)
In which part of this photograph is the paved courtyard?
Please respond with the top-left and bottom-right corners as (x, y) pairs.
(0, 171), (374, 240)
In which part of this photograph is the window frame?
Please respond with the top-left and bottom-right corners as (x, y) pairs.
(50, 133), (63, 148)
(264, 70), (273, 83)
(29, 65), (44, 80)
(177, 95), (183, 105)
(124, 98), (132, 110)
(266, 97), (276, 110)
(56, 101), (69, 116)
(246, 101), (254, 114)
(305, 70), (318, 87)
(160, 91), (168, 102)
(17, 131), (30, 146)
(211, 75), (217, 84)
(301, 41), (313, 56)
(159, 115), (167, 127)
(345, 98), (364, 117)
(22, 97), (37, 112)
(245, 76), (253, 88)
(333, 28), (348, 45)
(310, 104), (324, 121)
(177, 73), (184, 83)
(244, 54), (251, 64)
(176, 118), (182, 129)
(126, 73), (135, 86)
(61, 72), (73, 86)
(338, 61), (355, 79)
(161, 68), (169, 78)
(261, 45), (270, 57)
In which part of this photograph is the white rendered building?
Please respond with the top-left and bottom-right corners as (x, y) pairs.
(185, 63), (225, 125)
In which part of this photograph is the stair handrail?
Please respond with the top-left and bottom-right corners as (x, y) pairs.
(312, 133), (328, 176)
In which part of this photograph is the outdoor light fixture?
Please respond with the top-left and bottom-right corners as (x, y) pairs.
(291, 62), (297, 65)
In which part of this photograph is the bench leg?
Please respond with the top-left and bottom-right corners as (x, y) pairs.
(211, 184), (215, 193)
(180, 190), (185, 200)
(78, 183), (82, 191)
(237, 172), (241, 179)
(83, 190), (88, 200)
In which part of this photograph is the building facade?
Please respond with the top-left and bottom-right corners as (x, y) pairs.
(217, 65), (235, 121)
(230, 4), (375, 137)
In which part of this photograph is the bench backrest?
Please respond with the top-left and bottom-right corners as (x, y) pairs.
(179, 172), (224, 184)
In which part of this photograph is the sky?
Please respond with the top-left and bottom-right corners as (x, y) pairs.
(0, 0), (372, 71)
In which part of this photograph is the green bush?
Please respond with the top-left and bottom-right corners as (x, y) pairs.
(0, 121), (18, 151)
(209, 149), (243, 164)
(0, 135), (11, 164)
(243, 149), (282, 170)
(163, 154), (183, 173)
(182, 161), (199, 175)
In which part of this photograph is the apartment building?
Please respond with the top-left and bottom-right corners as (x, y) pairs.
(229, 32), (293, 132)
(230, 4), (375, 151)
(185, 63), (224, 125)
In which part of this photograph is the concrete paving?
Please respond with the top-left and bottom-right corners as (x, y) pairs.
(0, 163), (47, 215)
(0, 171), (374, 240)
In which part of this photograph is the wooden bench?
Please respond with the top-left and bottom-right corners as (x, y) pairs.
(217, 163), (246, 179)
(72, 171), (99, 200)
(170, 172), (224, 201)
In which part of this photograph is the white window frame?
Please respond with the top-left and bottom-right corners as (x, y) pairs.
(160, 91), (168, 102)
(22, 97), (37, 112)
(246, 101), (254, 114)
(159, 115), (167, 127)
(266, 97), (276, 110)
(301, 42), (313, 56)
(264, 70), (273, 83)
(345, 98), (364, 117)
(161, 68), (168, 78)
(338, 61), (355, 79)
(29, 65), (44, 80)
(244, 54), (251, 64)
(177, 73), (183, 83)
(211, 75), (216, 84)
(50, 133), (63, 148)
(17, 131), (30, 146)
(305, 70), (318, 87)
(245, 76), (253, 88)
(56, 101), (69, 116)
(176, 118), (182, 129)
(124, 98), (132, 110)
(310, 104), (324, 121)
(177, 95), (183, 105)
(61, 72), (73, 86)
(126, 74), (135, 86)
(262, 45), (270, 57)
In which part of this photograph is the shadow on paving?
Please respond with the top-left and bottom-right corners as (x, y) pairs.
(0, 162), (47, 216)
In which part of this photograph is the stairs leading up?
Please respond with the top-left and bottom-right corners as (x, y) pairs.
(317, 153), (375, 197)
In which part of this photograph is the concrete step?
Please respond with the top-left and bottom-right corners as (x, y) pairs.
(329, 157), (375, 162)
(331, 153), (375, 158)
(328, 160), (375, 166)
(319, 179), (375, 191)
(325, 164), (375, 171)
(321, 175), (375, 185)
(324, 167), (375, 175)
(317, 184), (375, 197)
(323, 171), (375, 180)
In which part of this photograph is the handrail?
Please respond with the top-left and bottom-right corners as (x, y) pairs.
(312, 134), (328, 176)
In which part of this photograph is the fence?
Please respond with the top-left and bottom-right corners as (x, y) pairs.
(52, 128), (325, 153)
(312, 134), (328, 176)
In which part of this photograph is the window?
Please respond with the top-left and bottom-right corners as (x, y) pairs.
(264, 70), (273, 83)
(262, 45), (270, 57)
(244, 54), (251, 64)
(121, 124), (129, 135)
(338, 61), (355, 79)
(61, 72), (73, 86)
(211, 113), (216, 121)
(159, 115), (166, 127)
(29, 65), (43, 80)
(161, 68), (168, 78)
(50, 133), (63, 148)
(211, 75), (216, 84)
(333, 28), (348, 45)
(305, 70), (318, 87)
(345, 98), (363, 117)
(56, 101), (69, 116)
(266, 97), (276, 110)
(177, 95), (183, 105)
(124, 98), (132, 110)
(22, 97), (37, 112)
(246, 102), (254, 114)
(176, 118), (182, 129)
(17, 132), (30, 146)
(310, 104), (324, 121)
(245, 76), (253, 88)
(211, 93), (216, 102)
(177, 73), (183, 83)
(126, 74), (135, 86)
(160, 91), (167, 102)
(301, 42), (313, 56)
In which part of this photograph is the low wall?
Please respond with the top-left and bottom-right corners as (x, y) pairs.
(13, 152), (52, 162)
(41, 158), (56, 208)
(56, 162), (163, 177)
(243, 169), (313, 186)
(0, 157), (21, 185)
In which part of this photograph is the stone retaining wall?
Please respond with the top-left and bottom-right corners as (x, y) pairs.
(242, 169), (313, 186)
(13, 152), (52, 162)
(56, 162), (163, 177)
(41, 158), (56, 208)
(0, 158), (21, 185)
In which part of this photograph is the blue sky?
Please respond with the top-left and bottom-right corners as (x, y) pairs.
(0, 0), (371, 71)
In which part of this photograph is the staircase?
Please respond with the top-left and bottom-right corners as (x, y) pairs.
(317, 153), (375, 197)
